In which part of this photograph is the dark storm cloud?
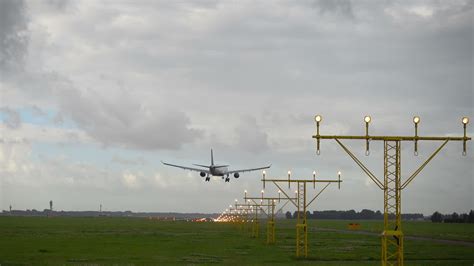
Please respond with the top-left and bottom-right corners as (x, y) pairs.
(57, 87), (202, 150)
(0, 0), (28, 72)
(0, 107), (21, 129)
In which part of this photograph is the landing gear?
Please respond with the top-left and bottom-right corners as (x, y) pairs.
(205, 176), (210, 182)
(225, 177), (230, 182)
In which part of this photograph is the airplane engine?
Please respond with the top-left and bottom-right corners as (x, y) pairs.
(200, 172), (206, 177)
(234, 173), (240, 178)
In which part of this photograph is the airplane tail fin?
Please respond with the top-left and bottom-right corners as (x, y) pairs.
(211, 149), (214, 166)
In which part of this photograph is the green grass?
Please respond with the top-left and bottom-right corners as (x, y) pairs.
(312, 219), (474, 242)
(0, 216), (473, 265)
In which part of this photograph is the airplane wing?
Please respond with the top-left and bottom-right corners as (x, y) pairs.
(226, 164), (271, 174)
(161, 161), (210, 174)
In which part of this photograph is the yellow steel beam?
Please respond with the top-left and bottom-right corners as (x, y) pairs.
(313, 135), (470, 141)
(264, 177), (340, 258)
(271, 182), (298, 207)
(264, 179), (341, 183)
(335, 139), (384, 189)
(306, 182), (331, 207)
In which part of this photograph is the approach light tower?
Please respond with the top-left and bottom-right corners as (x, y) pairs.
(262, 170), (342, 258)
(233, 202), (272, 238)
(244, 189), (297, 244)
(313, 115), (471, 266)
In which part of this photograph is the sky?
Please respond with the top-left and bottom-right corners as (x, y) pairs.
(0, 0), (472, 215)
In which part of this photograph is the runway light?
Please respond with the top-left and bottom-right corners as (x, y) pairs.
(365, 116), (371, 155)
(364, 116), (371, 123)
(413, 116), (420, 124)
(338, 171), (341, 189)
(315, 116), (322, 154)
(315, 115), (322, 123)
(462, 117), (469, 125)
(288, 170), (291, 188)
(313, 170), (316, 188)
(413, 116), (420, 156)
(462, 117), (470, 156)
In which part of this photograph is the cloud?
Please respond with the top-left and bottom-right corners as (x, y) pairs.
(0, 107), (22, 129)
(122, 171), (139, 188)
(0, 138), (32, 176)
(31, 105), (47, 117)
(314, 0), (354, 19)
(0, 0), (29, 72)
(112, 155), (146, 165)
(0, 1), (472, 213)
(52, 112), (64, 125)
(235, 115), (269, 153)
(0, 123), (91, 144)
(56, 87), (203, 150)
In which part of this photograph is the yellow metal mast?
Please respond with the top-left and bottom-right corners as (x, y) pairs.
(235, 202), (273, 238)
(312, 115), (471, 266)
(244, 190), (297, 244)
(262, 171), (342, 258)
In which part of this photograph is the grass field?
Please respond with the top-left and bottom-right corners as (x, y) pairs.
(0, 216), (473, 265)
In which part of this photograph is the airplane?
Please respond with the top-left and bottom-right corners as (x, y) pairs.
(161, 149), (271, 182)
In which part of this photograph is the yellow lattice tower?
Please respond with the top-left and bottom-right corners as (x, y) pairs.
(312, 115), (471, 266)
(244, 189), (296, 244)
(231, 204), (252, 231)
(262, 170), (342, 258)
(235, 202), (273, 239)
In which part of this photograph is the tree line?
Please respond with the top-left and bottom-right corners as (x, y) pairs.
(285, 209), (423, 220)
(430, 210), (474, 223)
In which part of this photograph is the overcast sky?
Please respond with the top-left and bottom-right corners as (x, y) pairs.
(0, 0), (472, 215)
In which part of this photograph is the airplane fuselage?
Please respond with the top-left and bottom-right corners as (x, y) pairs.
(210, 166), (229, 176)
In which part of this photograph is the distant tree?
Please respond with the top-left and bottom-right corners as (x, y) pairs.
(452, 212), (459, 221)
(285, 211), (292, 219)
(360, 209), (376, 219)
(341, 210), (357, 219)
(375, 210), (382, 218)
(431, 211), (443, 223)
(469, 210), (474, 223)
